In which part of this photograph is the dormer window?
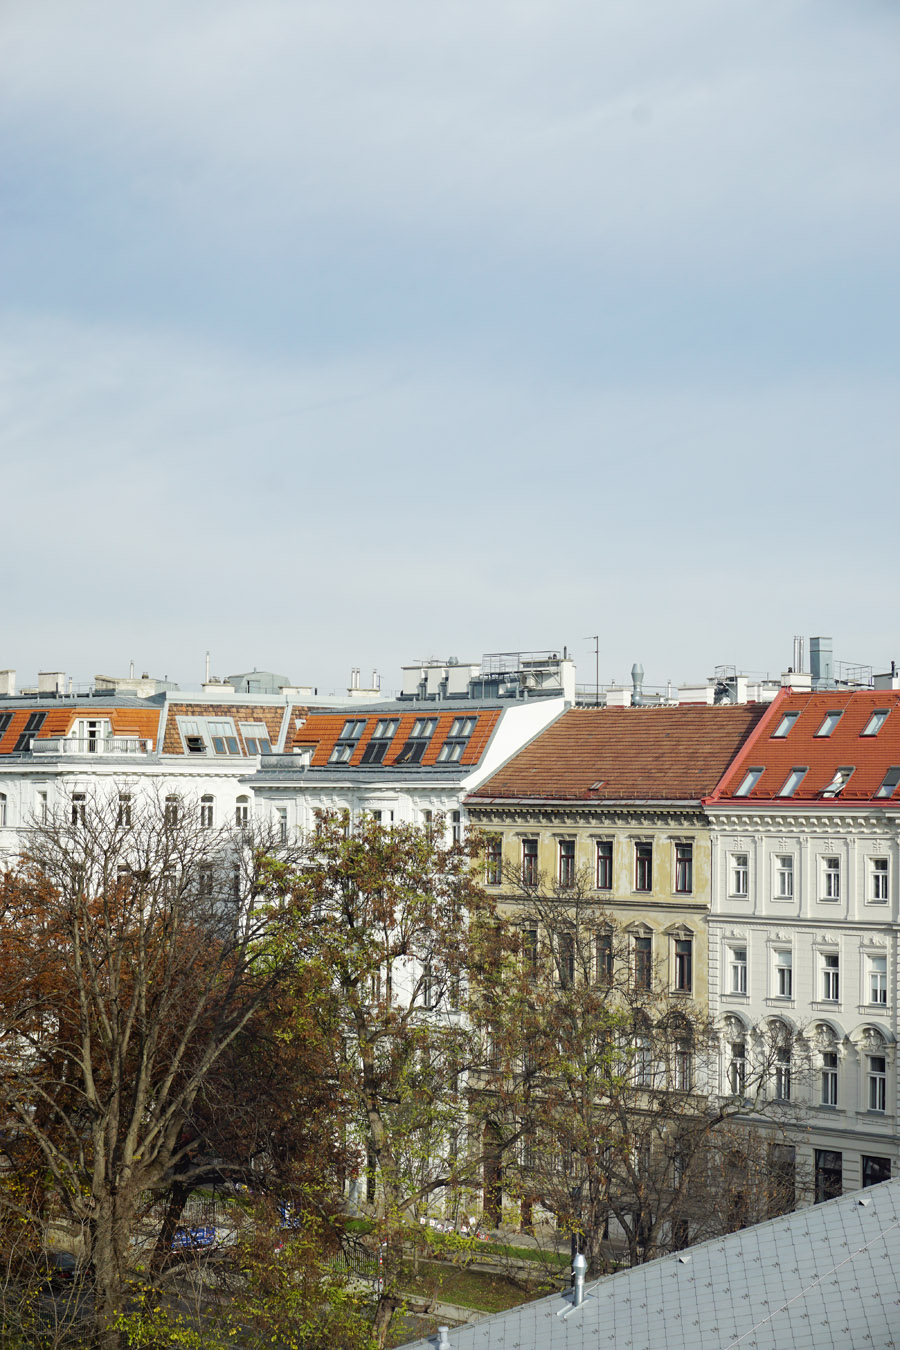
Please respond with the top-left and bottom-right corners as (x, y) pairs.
(14, 712), (46, 752)
(437, 717), (477, 764)
(360, 719), (399, 765)
(821, 766), (854, 799)
(862, 709), (890, 737)
(330, 720), (366, 764)
(771, 712), (800, 739)
(241, 723), (272, 754)
(0, 713), (12, 737)
(734, 767), (763, 797)
(395, 718), (438, 766)
(209, 720), (239, 754)
(876, 767), (900, 799)
(815, 710), (844, 738)
(779, 767), (808, 798)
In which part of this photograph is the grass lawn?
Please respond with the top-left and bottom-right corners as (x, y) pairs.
(398, 1259), (550, 1313)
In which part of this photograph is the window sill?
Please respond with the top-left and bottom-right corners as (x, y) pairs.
(858, 1003), (890, 1015)
(722, 992), (749, 1001)
(811, 1000), (842, 1012)
(670, 988), (692, 997)
(765, 997), (795, 1008)
(728, 893), (750, 901)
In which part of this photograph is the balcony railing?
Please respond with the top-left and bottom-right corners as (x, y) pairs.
(31, 737), (153, 756)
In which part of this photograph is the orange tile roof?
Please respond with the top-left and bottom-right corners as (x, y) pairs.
(291, 708), (502, 769)
(0, 706), (161, 754)
(466, 704), (768, 802)
(710, 689), (900, 804)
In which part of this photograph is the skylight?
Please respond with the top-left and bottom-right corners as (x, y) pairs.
(821, 766), (854, 798)
(329, 719), (366, 764)
(861, 710), (890, 737)
(734, 768), (763, 797)
(875, 767), (900, 799)
(779, 768), (808, 798)
(815, 711), (844, 738)
(771, 712), (800, 739)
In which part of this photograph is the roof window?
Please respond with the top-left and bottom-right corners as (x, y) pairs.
(771, 712), (800, 739)
(437, 716), (477, 764)
(779, 767), (808, 798)
(861, 709), (890, 737)
(0, 713), (12, 736)
(208, 720), (239, 755)
(360, 719), (399, 765)
(395, 718), (438, 766)
(241, 723), (272, 755)
(734, 767), (763, 797)
(14, 712), (46, 752)
(815, 711), (844, 738)
(329, 719), (366, 764)
(821, 766), (854, 799)
(875, 767), (900, 799)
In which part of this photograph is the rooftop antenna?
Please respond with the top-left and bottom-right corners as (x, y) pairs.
(205, 651), (210, 683)
(585, 636), (599, 706)
(129, 659), (135, 679)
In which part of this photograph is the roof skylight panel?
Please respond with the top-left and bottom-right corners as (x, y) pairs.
(734, 768), (763, 797)
(875, 767), (900, 799)
(861, 709), (890, 737)
(329, 719), (366, 764)
(771, 712), (800, 739)
(778, 768), (808, 798)
(815, 711), (844, 738)
(821, 767), (854, 798)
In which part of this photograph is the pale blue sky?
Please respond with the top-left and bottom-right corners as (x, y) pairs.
(2, 0), (898, 695)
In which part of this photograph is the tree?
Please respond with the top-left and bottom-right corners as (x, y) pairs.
(0, 789), (308, 1349)
(473, 865), (808, 1273)
(275, 812), (503, 1347)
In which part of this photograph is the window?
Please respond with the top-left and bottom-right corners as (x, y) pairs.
(276, 806), (287, 843)
(437, 717), (477, 764)
(522, 928), (538, 980)
(117, 794), (132, 828)
(595, 932), (613, 985)
(673, 1035), (693, 1091)
(634, 935), (652, 990)
(869, 955), (888, 1005)
(729, 946), (748, 995)
(728, 1040), (747, 1094)
(821, 1051), (838, 1106)
(556, 932), (575, 988)
(634, 842), (652, 892)
(360, 719), (399, 765)
(200, 795), (214, 829)
(775, 855), (794, 899)
(235, 796), (250, 827)
(209, 720), (240, 755)
(36, 790), (47, 824)
(673, 937), (693, 993)
(242, 725), (273, 755)
(862, 709), (889, 737)
(814, 1150), (842, 1203)
(774, 1045), (791, 1101)
(774, 949), (792, 999)
(371, 808), (394, 827)
(395, 718), (438, 765)
(778, 767), (808, 797)
(867, 1055), (887, 1112)
(164, 795), (179, 827)
(450, 810), (462, 844)
(771, 711), (799, 738)
(0, 713), (11, 737)
(184, 734), (206, 754)
(14, 711), (46, 752)
(862, 1155), (891, 1187)
(558, 839), (575, 888)
(71, 793), (86, 826)
(674, 844), (693, 894)
(821, 766), (854, 798)
(596, 840), (613, 890)
(870, 858), (889, 903)
(522, 838), (538, 886)
(329, 720), (366, 764)
(734, 767), (763, 797)
(815, 710), (844, 737)
(821, 856), (841, 901)
(633, 1019), (654, 1087)
(198, 865), (214, 898)
(876, 767), (900, 799)
(822, 952), (840, 1002)
(731, 853), (749, 897)
(0, 793), (6, 827)
(485, 836), (502, 886)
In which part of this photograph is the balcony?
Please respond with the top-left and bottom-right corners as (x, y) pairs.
(31, 737), (153, 757)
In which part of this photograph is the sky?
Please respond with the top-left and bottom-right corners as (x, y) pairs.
(2, 0), (899, 697)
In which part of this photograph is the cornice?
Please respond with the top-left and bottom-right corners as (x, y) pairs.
(707, 809), (897, 837)
(466, 802), (706, 831)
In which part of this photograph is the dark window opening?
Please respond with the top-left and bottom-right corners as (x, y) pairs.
(395, 718), (438, 765)
(634, 935), (652, 990)
(558, 839), (575, 888)
(522, 838), (538, 886)
(635, 843), (652, 892)
(675, 844), (693, 894)
(14, 711), (46, 752)
(360, 719), (399, 765)
(862, 1155), (891, 1188)
(814, 1149), (842, 1203)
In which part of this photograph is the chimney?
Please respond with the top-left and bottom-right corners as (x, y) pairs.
(0, 670), (15, 697)
(572, 1252), (587, 1307)
(810, 636), (833, 687)
(37, 671), (65, 695)
(631, 662), (644, 706)
(350, 667), (360, 691)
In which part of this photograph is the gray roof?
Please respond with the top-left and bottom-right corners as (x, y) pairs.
(398, 1179), (900, 1349)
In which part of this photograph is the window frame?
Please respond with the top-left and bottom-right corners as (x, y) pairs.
(861, 709), (889, 737)
(633, 934), (653, 991)
(821, 1050), (838, 1107)
(595, 840), (613, 891)
(867, 1054), (887, 1113)
(869, 857), (889, 904)
(730, 852), (749, 897)
(634, 841), (653, 893)
(771, 712), (800, 739)
(674, 843), (693, 895)
(774, 854), (794, 900)
(673, 936), (693, 993)
(821, 856), (841, 902)
(815, 710), (844, 738)
(774, 948), (793, 999)
(521, 838), (538, 886)
(821, 951), (840, 1002)
(868, 954), (888, 1006)
(485, 836), (502, 887)
(729, 945), (748, 995)
(558, 839), (576, 889)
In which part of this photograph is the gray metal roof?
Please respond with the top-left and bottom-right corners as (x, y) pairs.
(398, 1179), (900, 1349)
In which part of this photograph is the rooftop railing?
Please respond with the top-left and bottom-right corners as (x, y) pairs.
(31, 737), (153, 756)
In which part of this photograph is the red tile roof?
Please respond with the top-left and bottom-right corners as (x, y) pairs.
(467, 704), (768, 802)
(291, 709), (502, 769)
(709, 689), (900, 804)
(0, 706), (162, 754)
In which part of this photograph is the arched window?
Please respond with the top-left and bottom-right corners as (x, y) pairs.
(632, 1013), (654, 1088)
(235, 795), (250, 827)
(768, 1020), (792, 1101)
(723, 1017), (747, 1095)
(815, 1024), (839, 1108)
(200, 795), (214, 829)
